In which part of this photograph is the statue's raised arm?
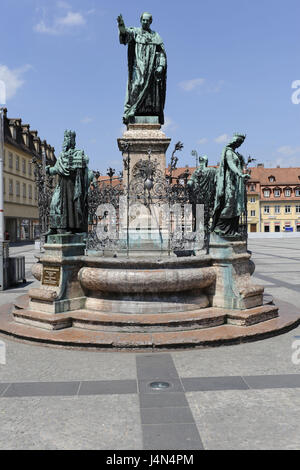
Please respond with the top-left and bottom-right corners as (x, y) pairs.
(117, 14), (126, 34)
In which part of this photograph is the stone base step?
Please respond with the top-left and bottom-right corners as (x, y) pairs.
(12, 302), (279, 332)
(0, 302), (299, 351)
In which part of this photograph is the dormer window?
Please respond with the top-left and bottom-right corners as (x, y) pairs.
(268, 176), (275, 182)
(263, 189), (270, 197)
(250, 184), (255, 191)
(295, 188), (300, 197)
(285, 188), (291, 197)
(274, 189), (280, 197)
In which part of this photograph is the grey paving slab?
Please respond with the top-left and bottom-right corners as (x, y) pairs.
(3, 381), (80, 397)
(138, 378), (184, 394)
(0, 383), (10, 396)
(0, 339), (137, 382)
(187, 389), (300, 450)
(78, 379), (137, 395)
(142, 423), (203, 450)
(182, 376), (249, 391)
(172, 323), (300, 377)
(136, 353), (179, 380)
(139, 392), (189, 408)
(0, 395), (142, 450)
(141, 406), (195, 425)
(243, 374), (300, 389)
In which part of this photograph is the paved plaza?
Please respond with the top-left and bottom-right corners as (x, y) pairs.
(0, 239), (299, 450)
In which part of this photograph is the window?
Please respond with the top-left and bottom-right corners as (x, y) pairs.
(264, 206), (270, 214)
(274, 206), (280, 214)
(250, 210), (256, 216)
(285, 189), (291, 197)
(296, 205), (300, 213)
(263, 189), (270, 197)
(29, 185), (32, 199)
(28, 162), (32, 176)
(275, 225), (280, 232)
(285, 205), (291, 214)
(16, 155), (19, 171)
(264, 225), (270, 232)
(296, 189), (300, 197)
(269, 176), (275, 182)
(9, 179), (13, 195)
(274, 189), (280, 197)
(8, 152), (13, 169)
(250, 184), (255, 191)
(23, 183), (26, 198)
(250, 197), (256, 203)
(34, 188), (38, 201)
(16, 181), (20, 197)
(22, 159), (26, 174)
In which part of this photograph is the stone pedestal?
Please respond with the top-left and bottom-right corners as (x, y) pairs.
(117, 123), (171, 253)
(118, 123), (171, 181)
(208, 233), (264, 309)
(27, 233), (86, 315)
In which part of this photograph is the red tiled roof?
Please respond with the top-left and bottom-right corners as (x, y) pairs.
(248, 167), (300, 185)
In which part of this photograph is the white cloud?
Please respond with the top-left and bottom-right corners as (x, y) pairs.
(0, 64), (31, 100)
(162, 116), (178, 132)
(197, 138), (208, 145)
(179, 78), (224, 94)
(179, 78), (205, 92)
(81, 116), (93, 124)
(277, 145), (300, 156)
(34, 10), (87, 35)
(57, 11), (86, 26)
(34, 21), (59, 35)
(119, 125), (127, 135)
(215, 134), (230, 144)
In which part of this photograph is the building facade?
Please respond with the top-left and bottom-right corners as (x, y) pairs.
(247, 166), (300, 233)
(2, 108), (55, 242)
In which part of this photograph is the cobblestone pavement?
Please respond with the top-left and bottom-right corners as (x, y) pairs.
(0, 239), (299, 450)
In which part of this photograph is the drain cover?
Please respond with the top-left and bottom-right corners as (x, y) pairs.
(149, 381), (171, 390)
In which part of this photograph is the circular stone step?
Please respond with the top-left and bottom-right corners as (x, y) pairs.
(0, 298), (299, 351)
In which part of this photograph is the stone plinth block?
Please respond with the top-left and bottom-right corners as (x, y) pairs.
(24, 234), (86, 317)
(208, 233), (264, 309)
(118, 123), (171, 179)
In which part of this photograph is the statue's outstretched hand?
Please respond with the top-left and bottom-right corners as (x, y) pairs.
(117, 14), (125, 27)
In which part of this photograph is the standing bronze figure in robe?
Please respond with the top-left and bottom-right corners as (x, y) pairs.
(117, 12), (167, 125)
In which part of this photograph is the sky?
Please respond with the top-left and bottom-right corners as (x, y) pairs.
(0, 0), (299, 174)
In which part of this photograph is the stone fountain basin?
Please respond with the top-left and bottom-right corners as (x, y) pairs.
(79, 255), (215, 294)
(78, 255), (215, 314)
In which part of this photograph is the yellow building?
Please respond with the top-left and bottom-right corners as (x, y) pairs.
(247, 165), (300, 233)
(246, 176), (260, 233)
(2, 108), (55, 242)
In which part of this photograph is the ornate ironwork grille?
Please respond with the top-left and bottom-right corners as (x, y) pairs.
(86, 144), (216, 256)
